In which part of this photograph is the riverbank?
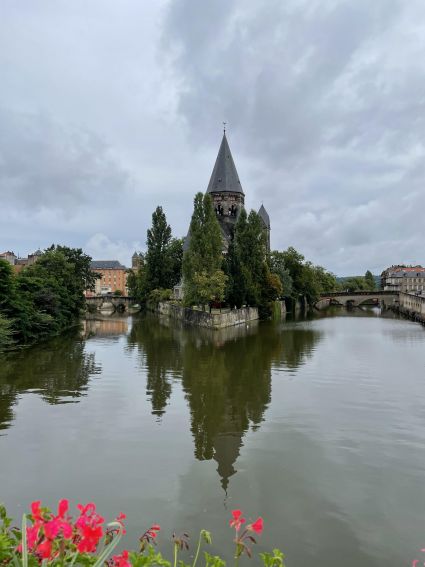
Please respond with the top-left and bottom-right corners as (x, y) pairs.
(389, 291), (425, 327)
(155, 301), (259, 329)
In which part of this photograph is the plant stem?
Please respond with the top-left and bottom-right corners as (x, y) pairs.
(174, 543), (178, 567)
(192, 532), (202, 567)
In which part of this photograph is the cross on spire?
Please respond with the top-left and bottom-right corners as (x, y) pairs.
(223, 121), (227, 133)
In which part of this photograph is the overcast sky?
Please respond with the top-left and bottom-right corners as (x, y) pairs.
(1, 0), (424, 275)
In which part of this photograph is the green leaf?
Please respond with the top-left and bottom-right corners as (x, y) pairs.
(21, 514), (28, 567)
(92, 522), (123, 567)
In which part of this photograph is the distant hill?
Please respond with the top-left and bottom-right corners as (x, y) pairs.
(337, 275), (381, 288)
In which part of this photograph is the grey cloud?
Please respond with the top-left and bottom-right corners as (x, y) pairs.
(0, 108), (131, 212)
(162, 0), (425, 273)
(1, 0), (424, 274)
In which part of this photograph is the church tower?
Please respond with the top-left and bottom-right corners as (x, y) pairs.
(206, 132), (245, 251)
(182, 131), (271, 256)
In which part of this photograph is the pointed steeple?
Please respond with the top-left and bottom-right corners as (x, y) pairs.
(258, 204), (270, 229)
(207, 133), (244, 195)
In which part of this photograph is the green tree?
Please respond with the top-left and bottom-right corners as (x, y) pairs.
(192, 270), (228, 310)
(0, 247), (98, 346)
(280, 247), (336, 306)
(342, 276), (369, 292)
(183, 192), (225, 306)
(127, 265), (145, 299)
(269, 250), (293, 297)
(0, 259), (16, 317)
(365, 270), (376, 290)
(165, 237), (183, 289)
(0, 314), (13, 352)
(141, 207), (183, 299)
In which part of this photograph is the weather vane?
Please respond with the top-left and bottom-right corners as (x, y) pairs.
(223, 121), (227, 133)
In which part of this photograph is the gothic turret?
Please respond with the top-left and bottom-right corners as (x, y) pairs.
(258, 204), (271, 252)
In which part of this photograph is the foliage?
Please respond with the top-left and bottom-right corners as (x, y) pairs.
(364, 270), (376, 291)
(336, 271), (377, 293)
(183, 193), (225, 307)
(0, 314), (13, 352)
(167, 238), (184, 289)
(127, 266), (146, 300)
(268, 252), (293, 298)
(224, 212), (282, 316)
(278, 247), (337, 306)
(148, 288), (173, 306)
(192, 270), (228, 310)
(0, 501), (285, 567)
(131, 209), (182, 302)
(0, 247), (98, 347)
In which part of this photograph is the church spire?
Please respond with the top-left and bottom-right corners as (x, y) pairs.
(207, 133), (244, 195)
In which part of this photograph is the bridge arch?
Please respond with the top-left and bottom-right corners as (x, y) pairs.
(315, 291), (398, 310)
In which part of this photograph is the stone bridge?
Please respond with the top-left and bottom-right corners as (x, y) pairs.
(316, 290), (399, 309)
(85, 295), (140, 313)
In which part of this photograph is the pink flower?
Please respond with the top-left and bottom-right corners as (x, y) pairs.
(248, 517), (263, 535)
(229, 510), (246, 531)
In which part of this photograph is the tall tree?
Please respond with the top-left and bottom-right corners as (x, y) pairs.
(144, 206), (172, 294)
(183, 192), (226, 307)
(165, 237), (183, 289)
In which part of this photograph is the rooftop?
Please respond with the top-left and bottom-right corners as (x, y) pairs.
(258, 204), (270, 228)
(90, 260), (127, 270)
(206, 133), (244, 195)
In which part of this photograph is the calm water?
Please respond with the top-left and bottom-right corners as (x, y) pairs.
(1, 310), (425, 566)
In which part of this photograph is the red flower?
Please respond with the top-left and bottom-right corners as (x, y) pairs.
(37, 539), (52, 560)
(75, 502), (105, 553)
(229, 510), (246, 531)
(44, 519), (61, 540)
(57, 499), (69, 518)
(111, 550), (131, 567)
(31, 501), (43, 521)
(116, 512), (127, 534)
(248, 517), (263, 535)
(148, 524), (160, 538)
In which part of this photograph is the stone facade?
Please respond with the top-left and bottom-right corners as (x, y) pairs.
(157, 302), (259, 330)
(381, 265), (425, 293)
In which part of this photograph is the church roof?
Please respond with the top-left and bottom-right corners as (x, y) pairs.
(258, 204), (270, 228)
(207, 133), (244, 195)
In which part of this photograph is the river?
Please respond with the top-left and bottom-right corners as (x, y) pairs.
(1, 309), (425, 566)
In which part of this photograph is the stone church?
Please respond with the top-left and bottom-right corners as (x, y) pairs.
(184, 131), (271, 253)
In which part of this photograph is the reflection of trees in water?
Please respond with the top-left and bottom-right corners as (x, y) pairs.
(127, 316), (183, 417)
(128, 316), (321, 489)
(273, 323), (321, 370)
(0, 332), (101, 432)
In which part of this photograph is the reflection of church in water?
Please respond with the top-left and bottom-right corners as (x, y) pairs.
(128, 317), (321, 491)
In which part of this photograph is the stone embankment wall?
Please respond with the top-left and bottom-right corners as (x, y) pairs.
(395, 292), (425, 326)
(157, 302), (259, 329)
